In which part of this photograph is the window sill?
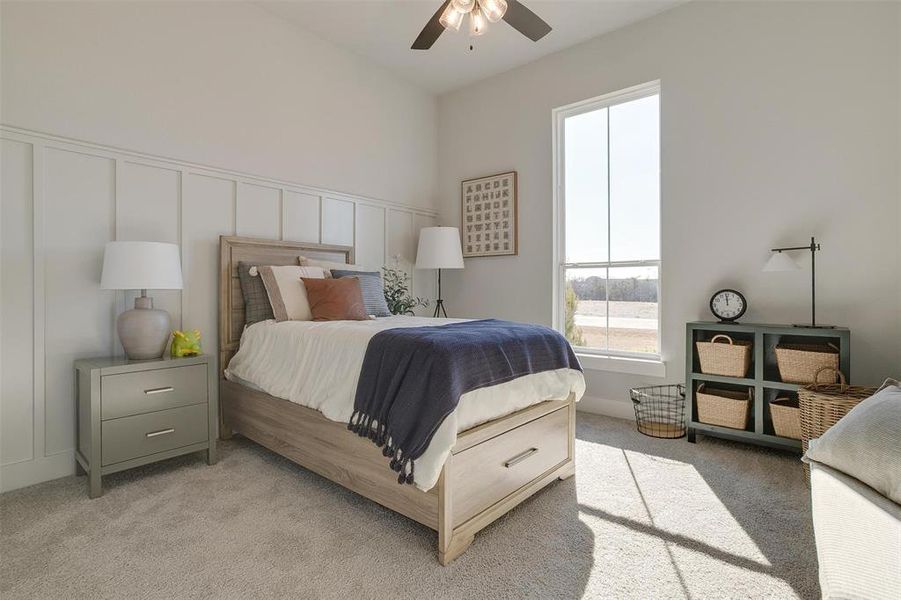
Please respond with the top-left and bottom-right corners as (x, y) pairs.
(576, 353), (666, 378)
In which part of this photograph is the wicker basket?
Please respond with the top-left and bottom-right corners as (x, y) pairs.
(769, 397), (801, 440)
(696, 384), (752, 430)
(696, 335), (752, 378)
(799, 368), (877, 479)
(775, 343), (839, 384)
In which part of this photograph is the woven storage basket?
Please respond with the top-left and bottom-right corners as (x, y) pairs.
(696, 384), (752, 430)
(696, 334), (752, 378)
(769, 397), (801, 440)
(798, 368), (877, 479)
(775, 343), (839, 384)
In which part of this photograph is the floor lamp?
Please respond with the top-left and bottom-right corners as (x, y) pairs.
(415, 227), (464, 318)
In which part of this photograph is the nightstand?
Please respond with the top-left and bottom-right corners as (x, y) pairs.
(74, 354), (217, 498)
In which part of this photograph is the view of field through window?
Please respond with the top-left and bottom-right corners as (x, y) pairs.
(564, 267), (658, 355)
(561, 89), (660, 356)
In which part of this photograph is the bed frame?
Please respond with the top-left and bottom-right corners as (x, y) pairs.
(218, 235), (576, 565)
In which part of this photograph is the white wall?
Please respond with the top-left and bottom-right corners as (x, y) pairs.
(0, 1), (439, 491)
(436, 1), (901, 413)
(1, 0), (436, 209)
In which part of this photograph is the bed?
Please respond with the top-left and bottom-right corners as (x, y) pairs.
(218, 235), (582, 564)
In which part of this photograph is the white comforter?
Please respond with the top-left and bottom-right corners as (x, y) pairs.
(225, 316), (585, 491)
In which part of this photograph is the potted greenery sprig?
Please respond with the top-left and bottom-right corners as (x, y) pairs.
(382, 266), (429, 316)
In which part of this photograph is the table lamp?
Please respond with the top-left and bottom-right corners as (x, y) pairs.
(763, 236), (833, 328)
(101, 241), (184, 359)
(415, 227), (464, 318)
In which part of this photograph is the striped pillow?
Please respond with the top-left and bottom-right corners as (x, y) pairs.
(804, 383), (901, 504)
(330, 270), (391, 317)
(258, 265), (327, 321)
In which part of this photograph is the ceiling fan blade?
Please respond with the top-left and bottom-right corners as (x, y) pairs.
(503, 0), (552, 42)
(412, 0), (451, 50)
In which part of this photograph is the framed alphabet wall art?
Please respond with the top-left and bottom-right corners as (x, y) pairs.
(461, 171), (518, 258)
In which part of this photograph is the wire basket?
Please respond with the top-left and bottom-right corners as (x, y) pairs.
(630, 384), (686, 439)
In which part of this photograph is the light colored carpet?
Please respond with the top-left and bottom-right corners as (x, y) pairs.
(0, 413), (819, 599)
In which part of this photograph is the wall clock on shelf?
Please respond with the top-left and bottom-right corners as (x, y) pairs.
(709, 289), (747, 323)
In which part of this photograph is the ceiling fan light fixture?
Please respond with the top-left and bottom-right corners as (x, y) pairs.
(411, 0), (551, 50)
(481, 0), (507, 23)
(439, 2), (466, 31)
(469, 6), (488, 36)
(452, 0), (476, 13)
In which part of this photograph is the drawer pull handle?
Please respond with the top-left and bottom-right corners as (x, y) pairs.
(144, 386), (174, 395)
(504, 447), (538, 468)
(146, 428), (175, 438)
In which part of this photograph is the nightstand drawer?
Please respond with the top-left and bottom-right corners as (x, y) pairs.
(102, 403), (208, 466)
(101, 364), (207, 420)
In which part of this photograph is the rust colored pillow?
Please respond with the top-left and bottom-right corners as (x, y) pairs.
(300, 277), (369, 321)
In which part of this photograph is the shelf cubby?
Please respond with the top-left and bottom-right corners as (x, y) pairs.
(762, 388), (800, 440)
(691, 379), (755, 433)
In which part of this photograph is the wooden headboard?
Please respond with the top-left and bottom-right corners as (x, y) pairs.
(218, 235), (354, 376)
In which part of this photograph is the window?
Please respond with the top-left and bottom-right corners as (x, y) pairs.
(553, 82), (660, 360)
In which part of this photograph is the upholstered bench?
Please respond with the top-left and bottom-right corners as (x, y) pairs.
(803, 380), (901, 599)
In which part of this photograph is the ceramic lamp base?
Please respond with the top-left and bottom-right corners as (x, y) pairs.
(118, 295), (170, 360)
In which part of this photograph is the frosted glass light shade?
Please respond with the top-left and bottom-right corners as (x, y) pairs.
(439, 2), (465, 31)
(452, 0), (475, 13)
(416, 227), (464, 269)
(763, 251), (801, 272)
(101, 241), (184, 290)
(481, 0), (507, 23)
(469, 6), (488, 36)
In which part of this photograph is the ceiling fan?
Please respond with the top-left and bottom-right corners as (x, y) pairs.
(412, 0), (552, 50)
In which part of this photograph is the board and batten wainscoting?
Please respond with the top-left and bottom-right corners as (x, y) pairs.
(0, 125), (439, 492)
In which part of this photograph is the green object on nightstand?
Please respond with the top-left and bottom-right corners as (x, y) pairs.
(685, 321), (850, 451)
(73, 354), (217, 498)
(171, 329), (202, 357)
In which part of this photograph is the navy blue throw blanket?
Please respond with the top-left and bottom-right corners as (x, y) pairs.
(347, 319), (581, 485)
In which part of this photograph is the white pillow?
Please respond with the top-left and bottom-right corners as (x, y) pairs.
(257, 265), (326, 321)
(298, 256), (373, 278)
(804, 383), (901, 504)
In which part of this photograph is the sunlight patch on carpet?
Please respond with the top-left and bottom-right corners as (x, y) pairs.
(576, 441), (771, 566)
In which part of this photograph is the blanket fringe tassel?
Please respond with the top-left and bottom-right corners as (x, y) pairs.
(347, 410), (414, 485)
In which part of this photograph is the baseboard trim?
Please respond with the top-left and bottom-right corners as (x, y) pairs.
(0, 452), (74, 493)
(577, 396), (636, 421)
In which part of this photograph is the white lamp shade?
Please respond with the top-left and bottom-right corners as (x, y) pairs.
(415, 227), (464, 269)
(763, 251), (801, 272)
(101, 241), (184, 290)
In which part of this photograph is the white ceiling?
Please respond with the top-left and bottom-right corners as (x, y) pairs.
(258, 1), (685, 94)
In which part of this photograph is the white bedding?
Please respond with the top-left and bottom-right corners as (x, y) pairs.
(225, 316), (585, 491)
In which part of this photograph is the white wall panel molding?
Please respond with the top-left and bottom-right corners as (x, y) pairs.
(1, 139), (35, 467)
(0, 125), (439, 492)
(283, 190), (320, 243)
(0, 126), (438, 219)
(236, 182), (280, 239)
(321, 196), (356, 247)
(355, 204), (386, 271)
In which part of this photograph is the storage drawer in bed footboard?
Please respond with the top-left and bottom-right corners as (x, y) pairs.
(448, 406), (569, 525)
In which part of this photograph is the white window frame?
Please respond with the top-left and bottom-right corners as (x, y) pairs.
(551, 81), (663, 372)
